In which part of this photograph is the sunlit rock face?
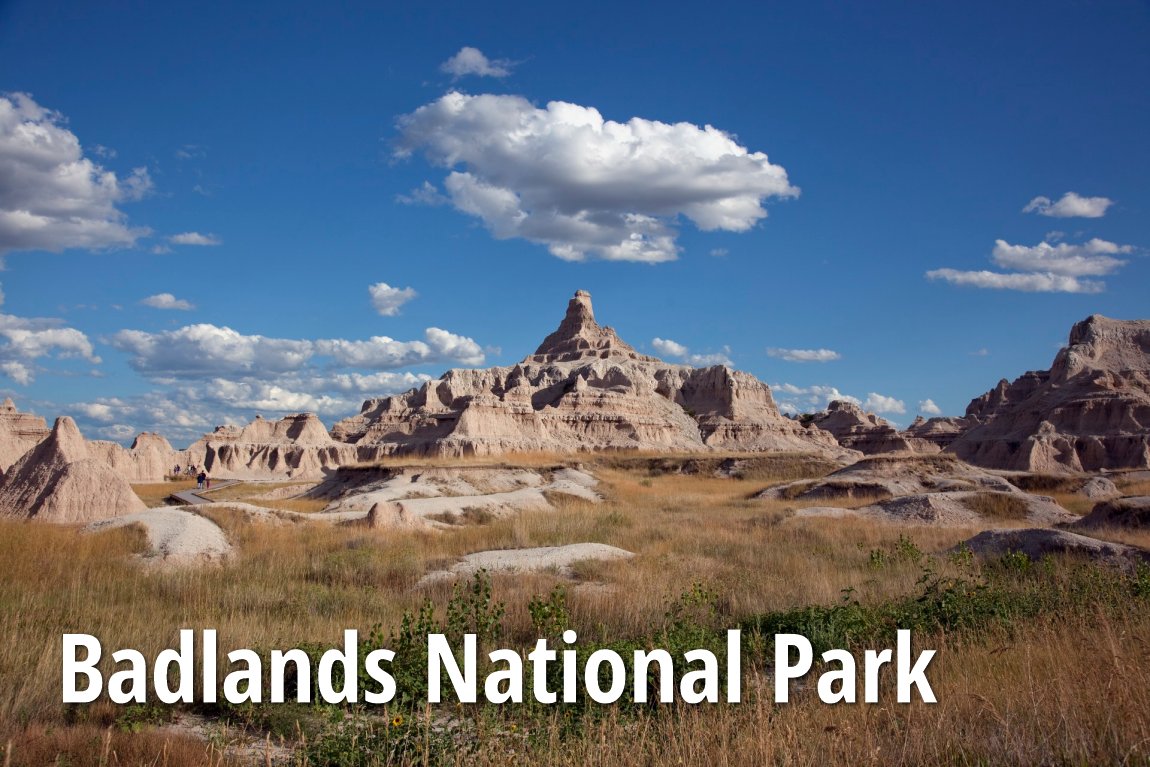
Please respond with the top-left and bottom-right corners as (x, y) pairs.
(949, 315), (1150, 473)
(333, 291), (850, 459)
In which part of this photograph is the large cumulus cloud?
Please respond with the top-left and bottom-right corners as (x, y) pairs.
(0, 92), (151, 255)
(396, 92), (799, 262)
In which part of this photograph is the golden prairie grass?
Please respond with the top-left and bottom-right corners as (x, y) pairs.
(3, 455), (1150, 765)
(458, 611), (1150, 767)
(202, 482), (332, 514)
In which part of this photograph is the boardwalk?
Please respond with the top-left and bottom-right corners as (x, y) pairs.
(169, 479), (240, 506)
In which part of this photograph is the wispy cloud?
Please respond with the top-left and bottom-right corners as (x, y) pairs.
(926, 237), (1132, 294)
(140, 293), (195, 311)
(652, 337), (732, 367)
(440, 47), (513, 78)
(767, 347), (841, 363)
(169, 232), (221, 246)
(1023, 191), (1113, 218)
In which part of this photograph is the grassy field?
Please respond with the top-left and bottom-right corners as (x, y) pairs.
(1, 456), (1148, 765)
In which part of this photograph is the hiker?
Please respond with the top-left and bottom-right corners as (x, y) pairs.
(205, 474), (211, 491)
(196, 471), (206, 490)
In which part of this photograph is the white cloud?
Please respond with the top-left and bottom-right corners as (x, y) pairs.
(0, 289), (100, 384)
(140, 292), (195, 311)
(0, 92), (151, 255)
(709, 248), (728, 258)
(169, 232), (221, 246)
(771, 383), (859, 414)
(395, 181), (449, 206)
(312, 371), (434, 394)
(396, 91), (799, 263)
(1023, 192), (1113, 218)
(651, 337), (731, 367)
(767, 347), (841, 363)
(863, 393), (906, 415)
(925, 268), (1104, 294)
(926, 235), (1134, 294)
(651, 338), (689, 358)
(75, 402), (115, 422)
(991, 238), (1129, 276)
(918, 398), (942, 416)
(316, 328), (485, 368)
(0, 360), (31, 385)
(109, 323), (484, 378)
(970, 348), (989, 357)
(69, 367), (439, 446)
(368, 282), (417, 316)
(96, 423), (136, 440)
(110, 324), (313, 377)
(440, 47), (513, 78)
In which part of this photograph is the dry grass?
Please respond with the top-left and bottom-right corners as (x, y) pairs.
(203, 482), (331, 514)
(4, 454), (1150, 765)
(959, 491), (1032, 520)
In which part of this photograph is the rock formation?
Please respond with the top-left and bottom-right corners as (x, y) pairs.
(1073, 496), (1150, 529)
(185, 413), (360, 479)
(87, 432), (182, 483)
(948, 315), (1150, 472)
(333, 291), (849, 458)
(958, 528), (1150, 568)
(810, 400), (937, 454)
(901, 415), (971, 451)
(0, 416), (146, 523)
(0, 398), (50, 472)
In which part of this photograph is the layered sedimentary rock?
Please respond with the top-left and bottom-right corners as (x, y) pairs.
(186, 413), (360, 479)
(87, 432), (182, 483)
(333, 291), (848, 458)
(0, 398), (50, 472)
(0, 416), (146, 523)
(949, 315), (1150, 472)
(901, 415), (972, 451)
(811, 400), (936, 454)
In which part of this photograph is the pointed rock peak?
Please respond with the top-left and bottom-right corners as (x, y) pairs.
(530, 290), (652, 363)
(1, 398), (15, 411)
(46, 416), (90, 463)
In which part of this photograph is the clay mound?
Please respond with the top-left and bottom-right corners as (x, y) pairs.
(1079, 476), (1120, 500)
(796, 491), (1073, 527)
(0, 397), (50, 472)
(366, 501), (422, 529)
(321, 466), (600, 527)
(1073, 496), (1150, 529)
(0, 417), (145, 523)
(87, 508), (232, 565)
(419, 543), (635, 585)
(332, 291), (853, 460)
(761, 453), (1018, 502)
(811, 400), (931, 454)
(957, 528), (1150, 568)
(950, 315), (1150, 473)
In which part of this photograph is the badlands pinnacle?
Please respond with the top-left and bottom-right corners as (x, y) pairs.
(332, 290), (847, 458)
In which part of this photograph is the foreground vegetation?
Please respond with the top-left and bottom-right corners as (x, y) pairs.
(1, 456), (1148, 765)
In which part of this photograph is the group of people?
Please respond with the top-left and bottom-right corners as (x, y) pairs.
(171, 464), (211, 490)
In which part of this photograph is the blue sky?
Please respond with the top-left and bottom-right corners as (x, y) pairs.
(1, 0), (1147, 445)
